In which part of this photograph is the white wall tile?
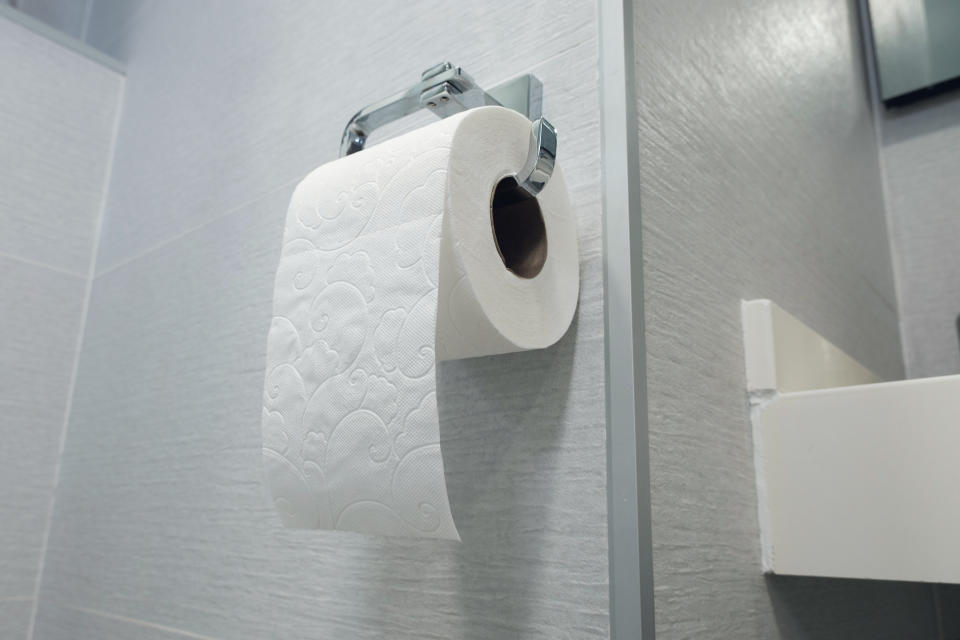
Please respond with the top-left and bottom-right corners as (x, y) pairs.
(0, 18), (120, 633)
(38, 175), (608, 638)
(34, 2), (607, 636)
(0, 256), (85, 599)
(92, 0), (597, 273)
(0, 16), (122, 276)
(0, 599), (34, 639)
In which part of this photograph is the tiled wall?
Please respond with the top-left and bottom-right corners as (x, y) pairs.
(634, 0), (946, 636)
(0, 15), (122, 640)
(32, 1), (609, 638)
(881, 93), (960, 378)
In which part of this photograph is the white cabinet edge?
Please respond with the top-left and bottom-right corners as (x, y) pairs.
(743, 299), (960, 584)
(742, 298), (881, 573)
(741, 299), (882, 395)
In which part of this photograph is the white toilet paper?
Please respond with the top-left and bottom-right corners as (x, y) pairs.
(261, 106), (578, 539)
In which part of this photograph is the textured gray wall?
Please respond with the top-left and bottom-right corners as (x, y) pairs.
(33, 1), (609, 638)
(0, 16), (121, 639)
(634, 0), (945, 636)
(881, 93), (960, 378)
(879, 87), (960, 638)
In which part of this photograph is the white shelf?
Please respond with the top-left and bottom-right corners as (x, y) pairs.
(743, 299), (960, 584)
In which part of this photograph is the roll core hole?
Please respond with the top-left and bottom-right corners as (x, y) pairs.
(490, 176), (547, 279)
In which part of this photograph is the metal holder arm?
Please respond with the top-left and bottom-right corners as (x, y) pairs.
(339, 62), (556, 196)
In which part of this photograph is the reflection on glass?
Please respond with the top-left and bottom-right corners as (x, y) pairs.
(868, 0), (960, 103)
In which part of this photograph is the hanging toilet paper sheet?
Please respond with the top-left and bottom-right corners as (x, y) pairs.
(261, 106), (578, 539)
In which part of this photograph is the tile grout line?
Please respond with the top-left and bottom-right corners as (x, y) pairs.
(89, 35), (597, 282)
(65, 605), (221, 640)
(92, 116), (602, 281)
(92, 178), (604, 281)
(89, 39), (595, 282)
(25, 75), (126, 640)
(0, 250), (87, 279)
(94, 176), (301, 279)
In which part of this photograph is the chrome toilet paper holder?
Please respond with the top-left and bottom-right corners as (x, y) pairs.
(339, 62), (556, 197)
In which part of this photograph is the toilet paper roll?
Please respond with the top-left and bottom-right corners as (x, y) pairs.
(261, 106), (578, 539)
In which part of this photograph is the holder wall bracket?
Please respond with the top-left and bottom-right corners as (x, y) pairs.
(339, 62), (556, 197)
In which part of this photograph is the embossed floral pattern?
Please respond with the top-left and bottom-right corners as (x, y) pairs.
(261, 121), (461, 539)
